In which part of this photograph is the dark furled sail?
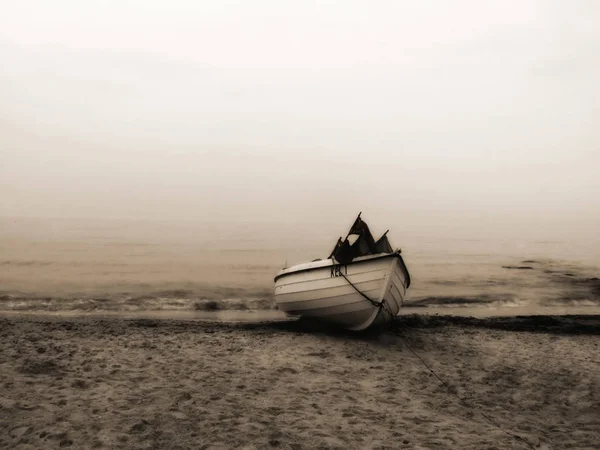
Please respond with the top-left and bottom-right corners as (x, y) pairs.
(329, 214), (393, 264)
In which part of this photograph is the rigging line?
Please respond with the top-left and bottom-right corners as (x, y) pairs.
(339, 270), (394, 318)
(398, 335), (538, 450)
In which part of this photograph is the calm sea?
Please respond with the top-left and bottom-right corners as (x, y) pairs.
(1, 217), (599, 317)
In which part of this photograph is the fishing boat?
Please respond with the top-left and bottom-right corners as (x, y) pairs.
(273, 213), (410, 330)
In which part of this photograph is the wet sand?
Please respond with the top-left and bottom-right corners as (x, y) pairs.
(1, 314), (599, 449)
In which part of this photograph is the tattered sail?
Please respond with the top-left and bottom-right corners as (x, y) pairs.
(330, 213), (393, 263)
(374, 231), (393, 253)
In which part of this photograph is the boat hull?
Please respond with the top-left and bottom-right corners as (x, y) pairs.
(274, 253), (409, 331)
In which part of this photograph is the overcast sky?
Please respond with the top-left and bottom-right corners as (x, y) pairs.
(1, 1), (599, 237)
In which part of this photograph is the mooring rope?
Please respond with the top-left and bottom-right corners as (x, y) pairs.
(339, 271), (394, 318)
(337, 262), (536, 449)
(398, 335), (538, 450)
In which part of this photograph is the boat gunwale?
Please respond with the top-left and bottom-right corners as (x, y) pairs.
(274, 251), (411, 288)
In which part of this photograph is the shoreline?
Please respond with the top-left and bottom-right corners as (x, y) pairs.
(1, 310), (599, 335)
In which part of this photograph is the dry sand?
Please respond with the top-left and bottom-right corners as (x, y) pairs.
(1, 314), (599, 450)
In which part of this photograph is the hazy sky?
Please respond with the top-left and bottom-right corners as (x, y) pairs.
(1, 1), (599, 235)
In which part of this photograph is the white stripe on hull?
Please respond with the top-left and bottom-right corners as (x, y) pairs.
(275, 270), (389, 295)
(274, 255), (408, 330)
(276, 279), (383, 304)
(284, 293), (379, 315)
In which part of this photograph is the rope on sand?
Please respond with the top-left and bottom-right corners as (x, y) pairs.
(398, 336), (538, 450)
(339, 262), (538, 448)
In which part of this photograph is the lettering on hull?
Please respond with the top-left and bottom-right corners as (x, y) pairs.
(330, 265), (348, 278)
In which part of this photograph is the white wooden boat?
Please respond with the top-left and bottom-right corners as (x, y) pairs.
(274, 214), (410, 330)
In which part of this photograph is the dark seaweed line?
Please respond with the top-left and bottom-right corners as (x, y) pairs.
(2, 313), (599, 337)
(392, 314), (600, 335)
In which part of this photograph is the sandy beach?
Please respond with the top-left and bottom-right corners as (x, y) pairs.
(1, 314), (598, 449)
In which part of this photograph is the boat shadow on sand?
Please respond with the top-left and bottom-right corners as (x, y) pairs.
(256, 314), (600, 337)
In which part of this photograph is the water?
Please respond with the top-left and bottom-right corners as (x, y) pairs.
(1, 216), (599, 316)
